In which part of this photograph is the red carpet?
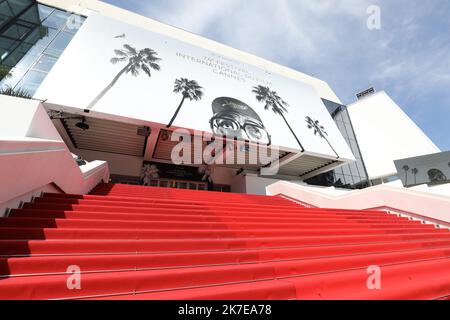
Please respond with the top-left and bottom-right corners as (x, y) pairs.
(0, 183), (449, 300)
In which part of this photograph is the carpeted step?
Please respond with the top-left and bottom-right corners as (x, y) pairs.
(86, 279), (297, 300)
(0, 183), (448, 300)
(1, 254), (450, 300)
(8, 209), (412, 225)
(0, 217), (429, 230)
(2, 246), (450, 277)
(0, 226), (446, 241)
(283, 258), (450, 300)
(20, 203), (404, 220)
(38, 195), (301, 209)
(2, 235), (450, 256)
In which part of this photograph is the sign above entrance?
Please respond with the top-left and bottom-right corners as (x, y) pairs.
(142, 162), (205, 183)
(35, 13), (355, 162)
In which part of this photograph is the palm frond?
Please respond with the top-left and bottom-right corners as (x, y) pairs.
(193, 89), (203, 100)
(253, 85), (289, 115)
(110, 57), (127, 64)
(123, 44), (137, 56)
(173, 77), (204, 101)
(0, 65), (11, 81)
(141, 64), (152, 77)
(252, 85), (269, 97)
(254, 95), (264, 102)
(145, 54), (162, 63)
(273, 100), (288, 114)
(114, 49), (128, 57)
(0, 86), (32, 99)
(128, 65), (139, 77)
(148, 62), (161, 71)
(305, 116), (327, 138)
(141, 48), (159, 58)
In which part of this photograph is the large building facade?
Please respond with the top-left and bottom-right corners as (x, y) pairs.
(2, 0), (450, 302)
(0, 0), (444, 195)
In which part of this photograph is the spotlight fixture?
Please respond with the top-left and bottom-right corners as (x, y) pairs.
(47, 111), (90, 131)
(47, 110), (64, 120)
(75, 117), (90, 131)
(160, 130), (170, 141)
(137, 126), (151, 137)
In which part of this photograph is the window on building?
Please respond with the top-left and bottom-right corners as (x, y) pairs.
(0, 1), (85, 95)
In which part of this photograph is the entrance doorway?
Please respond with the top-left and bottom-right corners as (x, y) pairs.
(149, 179), (207, 191)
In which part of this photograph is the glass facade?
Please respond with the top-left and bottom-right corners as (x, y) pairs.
(0, 0), (85, 95)
(306, 99), (370, 189)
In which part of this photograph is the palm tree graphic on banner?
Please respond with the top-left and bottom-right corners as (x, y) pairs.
(166, 78), (204, 128)
(411, 168), (419, 185)
(305, 116), (339, 159)
(402, 165), (410, 185)
(87, 44), (161, 110)
(252, 85), (304, 152)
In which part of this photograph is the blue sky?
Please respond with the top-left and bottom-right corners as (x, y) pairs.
(102, 0), (450, 151)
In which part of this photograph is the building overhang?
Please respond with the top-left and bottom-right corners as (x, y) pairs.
(45, 103), (351, 178)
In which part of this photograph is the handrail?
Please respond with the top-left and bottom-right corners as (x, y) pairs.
(267, 181), (450, 225)
(368, 206), (450, 229)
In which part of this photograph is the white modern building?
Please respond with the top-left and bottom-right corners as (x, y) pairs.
(1, 0), (450, 301)
(1, 0), (448, 202)
(348, 90), (441, 185)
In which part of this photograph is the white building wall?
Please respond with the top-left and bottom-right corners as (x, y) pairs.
(76, 149), (143, 178)
(244, 175), (287, 195)
(0, 96), (61, 140)
(230, 174), (302, 195)
(266, 181), (450, 225)
(347, 91), (440, 181)
(231, 174), (247, 194)
(0, 96), (109, 214)
(385, 180), (450, 198)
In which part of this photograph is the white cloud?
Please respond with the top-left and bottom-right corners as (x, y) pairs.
(111, 1), (378, 104)
(113, 0), (450, 97)
(140, 0), (373, 63)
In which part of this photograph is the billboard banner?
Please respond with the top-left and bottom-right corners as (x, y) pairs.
(35, 14), (355, 161)
(394, 151), (450, 187)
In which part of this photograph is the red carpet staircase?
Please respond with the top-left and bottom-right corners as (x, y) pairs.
(1, 183), (450, 300)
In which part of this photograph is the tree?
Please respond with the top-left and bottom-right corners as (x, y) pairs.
(402, 165), (410, 185)
(86, 44), (161, 110)
(0, 66), (33, 99)
(252, 85), (304, 151)
(305, 116), (339, 159)
(411, 168), (419, 185)
(0, 65), (11, 81)
(166, 78), (204, 128)
(0, 86), (32, 99)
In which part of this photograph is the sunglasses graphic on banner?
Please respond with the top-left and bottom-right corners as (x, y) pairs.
(210, 97), (271, 146)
